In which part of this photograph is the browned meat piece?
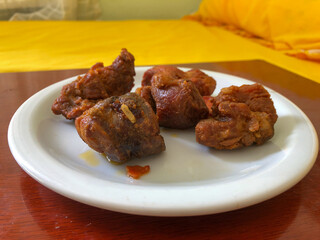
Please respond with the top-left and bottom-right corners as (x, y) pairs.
(214, 83), (278, 124)
(142, 65), (184, 86)
(75, 93), (165, 163)
(196, 84), (277, 149)
(135, 86), (156, 112)
(140, 73), (209, 129)
(184, 69), (216, 96)
(142, 65), (216, 96)
(52, 49), (135, 119)
(203, 96), (219, 117)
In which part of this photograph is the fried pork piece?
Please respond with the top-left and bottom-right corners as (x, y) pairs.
(203, 96), (219, 117)
(135, 86), (156, 112)
(214, 83), (278, 124)
(138, 73), (209, 129)
(196, 84), (278, 149)
(75, 93), (165, 163)
(184, 69), (216, 96)
(142, 65), (184, 86)
(142, 65), (216, 96)
(52, 48), (135, 119)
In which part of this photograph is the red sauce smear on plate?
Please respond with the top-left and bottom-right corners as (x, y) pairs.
(126, 165), (150, 179)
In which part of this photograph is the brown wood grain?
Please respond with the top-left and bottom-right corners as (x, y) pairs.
(1, 60), (319, 240)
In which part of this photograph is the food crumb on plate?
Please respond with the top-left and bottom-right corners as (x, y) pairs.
(126, 165), (150, 179)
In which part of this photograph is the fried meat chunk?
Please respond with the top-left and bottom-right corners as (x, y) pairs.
(75, 93), (165, 163)
(196, 84), (277, 149)
(202, 96), (219, 117)
(52, 49), (135, 119)
(214, 83), (278, 124)
(142, 65), (216, 96)
(135, 86), (156, 112)
(142, 65), (184, 86)
(151, 74), (209, 129)
(184, 69), (216, 96)
(138, 71), (209, 129)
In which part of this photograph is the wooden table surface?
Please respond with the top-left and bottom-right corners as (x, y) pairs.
(1, 60), (319, 239)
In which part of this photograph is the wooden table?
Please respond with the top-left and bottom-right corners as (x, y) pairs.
(1, 61), (319, 239)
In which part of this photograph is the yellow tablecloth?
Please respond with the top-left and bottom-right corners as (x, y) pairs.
(0, 20), (319, 83)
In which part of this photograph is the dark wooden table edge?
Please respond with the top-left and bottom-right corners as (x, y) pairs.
(0, 59), (317, 84)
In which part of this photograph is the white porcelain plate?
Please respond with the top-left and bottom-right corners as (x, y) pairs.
(8, 67), (318, 216)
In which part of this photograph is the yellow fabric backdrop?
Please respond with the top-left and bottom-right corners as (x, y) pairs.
(186, 0), (320, 61)
(0, 20), (319, 83)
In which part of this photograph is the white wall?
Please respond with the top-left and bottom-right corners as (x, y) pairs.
(99, 0), (202, 20)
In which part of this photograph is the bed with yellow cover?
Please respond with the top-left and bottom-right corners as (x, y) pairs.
(1, 0), (319, 84)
